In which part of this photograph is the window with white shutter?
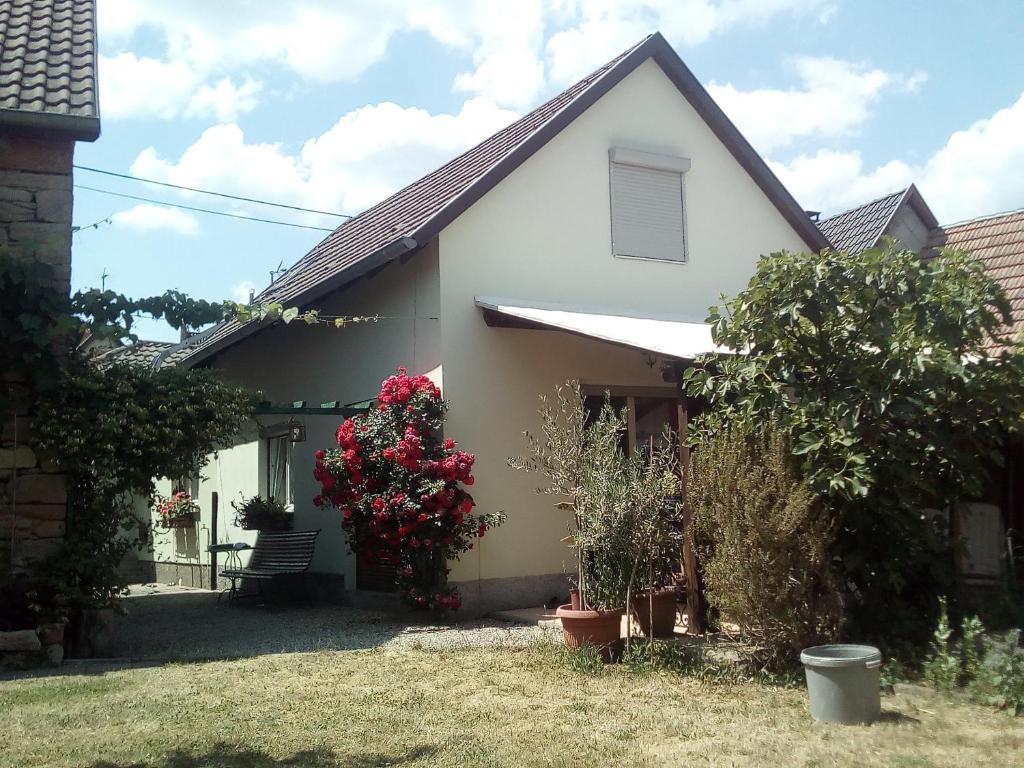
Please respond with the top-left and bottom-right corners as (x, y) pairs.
(609, 148), (690, 262)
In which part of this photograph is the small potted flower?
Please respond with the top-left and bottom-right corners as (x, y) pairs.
(232, 494), (292, 531)
(154, 491), (198, 528)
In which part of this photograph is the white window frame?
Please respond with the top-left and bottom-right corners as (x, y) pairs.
(264, 433), (294, 511)
(608, 147), (691, 264)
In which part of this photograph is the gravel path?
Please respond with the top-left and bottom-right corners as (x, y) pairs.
(110, 584), (551, 661)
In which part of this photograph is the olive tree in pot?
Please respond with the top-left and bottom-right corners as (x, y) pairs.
(625, 463), (684, 641)
(510, 384), (681, 659)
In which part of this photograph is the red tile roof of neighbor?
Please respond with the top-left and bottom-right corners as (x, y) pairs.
(0, 0), (99, 139)
(928, 208), (1024, 349)
(176, 31), (830, 367)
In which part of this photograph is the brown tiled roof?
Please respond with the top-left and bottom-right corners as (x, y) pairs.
(818, 189), (906, 254)
(181, 32), (828, 367)
(0, 0), (99, 139)
(928, 209), (1024, 348)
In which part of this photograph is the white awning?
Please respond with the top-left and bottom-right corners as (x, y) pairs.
(475, 297), (733, 360)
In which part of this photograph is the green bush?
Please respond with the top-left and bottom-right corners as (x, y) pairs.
(689, 420), (841, 666)
(923, 601), (1024, 716)
(968, 630), (1024, 716)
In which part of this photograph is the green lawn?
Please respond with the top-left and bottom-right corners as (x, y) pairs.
(1, 645), (1020, 767)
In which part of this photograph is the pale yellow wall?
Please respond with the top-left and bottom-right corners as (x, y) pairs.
(165, 241), (442, 584)
(211, 239), (440, 404)
(438, 59), (810, 582)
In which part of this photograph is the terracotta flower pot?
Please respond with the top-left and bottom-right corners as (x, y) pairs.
(163, 514), (194, 529)
(555, 604), (624, 662)
(631, 588), (679, 638)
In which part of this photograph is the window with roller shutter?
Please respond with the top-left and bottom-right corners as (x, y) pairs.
(609, 148), (690, 263)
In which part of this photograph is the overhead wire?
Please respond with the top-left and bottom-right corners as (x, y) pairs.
(74, 185), (338, 233)
(74, 164), (353, 219)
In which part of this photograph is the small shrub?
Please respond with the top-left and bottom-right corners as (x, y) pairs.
(923, 601), (1024, 716)
(689, 420), (841, 667)
(967, 630), (1024, 716)
(922, 600), (960, 691)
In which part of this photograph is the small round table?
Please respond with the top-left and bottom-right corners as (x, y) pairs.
(208, 542), (252, 601)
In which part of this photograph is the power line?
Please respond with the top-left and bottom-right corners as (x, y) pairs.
(73, 164), (354, 219)
(74, 185), (337, 233)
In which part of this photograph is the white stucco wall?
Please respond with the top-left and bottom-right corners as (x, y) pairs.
(437, 59), (810, 584)
(136, 243), (440, 587)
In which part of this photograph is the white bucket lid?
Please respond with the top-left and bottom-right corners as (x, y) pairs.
(800, 644), (882, 668)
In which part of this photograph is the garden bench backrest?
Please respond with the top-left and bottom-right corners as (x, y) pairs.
(247, 530), (319, 573)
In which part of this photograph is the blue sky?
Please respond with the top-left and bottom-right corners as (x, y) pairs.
(74, 1), (1024, 341)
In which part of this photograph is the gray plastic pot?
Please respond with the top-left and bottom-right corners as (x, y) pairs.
(800, 644), (882, 724)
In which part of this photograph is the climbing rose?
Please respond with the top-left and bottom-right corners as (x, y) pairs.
(313, 367), (503, 611)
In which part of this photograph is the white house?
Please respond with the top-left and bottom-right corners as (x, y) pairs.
(133, 32), (835, 611)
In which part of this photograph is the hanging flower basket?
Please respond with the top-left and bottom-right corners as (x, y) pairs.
(154, 492), (199, 529)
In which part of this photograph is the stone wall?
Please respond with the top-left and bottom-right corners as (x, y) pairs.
(0, 128), (74, 576)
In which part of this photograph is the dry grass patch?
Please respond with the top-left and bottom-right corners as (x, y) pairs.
(1, 645), (1020, 767)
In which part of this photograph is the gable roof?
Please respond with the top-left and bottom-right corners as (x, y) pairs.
(927, 208), (1024, 349)
(180, 31), (829, 367)
(0, 0), (100, 140)
(818, 189), (906, 254)
(818, 185), (938, 254)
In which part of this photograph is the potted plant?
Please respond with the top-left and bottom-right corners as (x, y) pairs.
(232, 494), (293, 531)
(512, 385), (684, 658)
(153, 491), (198, 528)
(510, 386), (645, 659)
(628, 496), (684, 639)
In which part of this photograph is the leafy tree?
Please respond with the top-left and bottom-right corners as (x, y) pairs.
(683, 241), (1024, 653)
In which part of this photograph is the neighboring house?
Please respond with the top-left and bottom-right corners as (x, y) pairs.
(824, 194), (1024, 586)
(0, 0), (99, 574)
(817, 184), (937, 255)
(930, 209), (1024, 584)
(140, 32), (830, 608)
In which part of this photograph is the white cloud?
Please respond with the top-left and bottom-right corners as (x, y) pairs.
(546, 0), (835, 86)
(97, 0), (834, 115)
(708, 57), (927, 154)
(918, 92), (1024, 222)
(98, 53), (261, 121)
(231, 280), (257, 304)
(129, 98), (519, 220)
(186, 78), (263, 122)
(112, 204), (201, 235)
(769, 92), (1024, 222)
(770, 150), (914, 214)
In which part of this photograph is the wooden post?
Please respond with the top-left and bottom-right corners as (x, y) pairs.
(210, 491), (219, 590)
(678, 400), (705, 634)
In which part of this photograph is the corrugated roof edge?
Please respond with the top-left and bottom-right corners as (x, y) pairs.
(182, 31), (829, 368)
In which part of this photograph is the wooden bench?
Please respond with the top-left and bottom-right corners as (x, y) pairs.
(220, 530), (320, 602)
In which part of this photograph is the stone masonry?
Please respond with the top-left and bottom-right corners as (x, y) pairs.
(0, 128), (73, 576)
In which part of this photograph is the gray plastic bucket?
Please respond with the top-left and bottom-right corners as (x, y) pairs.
(800, 644), (882, 724)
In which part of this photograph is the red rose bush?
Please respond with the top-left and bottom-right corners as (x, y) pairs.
(314, 368), (503, 611)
